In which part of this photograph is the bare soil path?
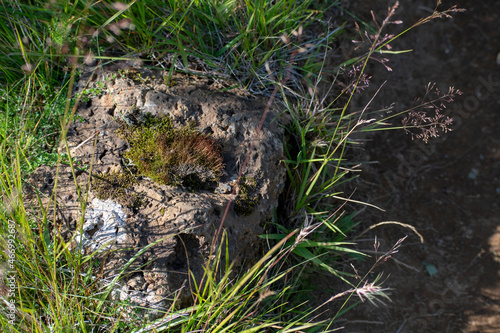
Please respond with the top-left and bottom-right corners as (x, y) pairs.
(316, 1), (500, 331)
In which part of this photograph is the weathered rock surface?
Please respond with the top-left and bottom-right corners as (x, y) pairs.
(23, 64), (286, 316)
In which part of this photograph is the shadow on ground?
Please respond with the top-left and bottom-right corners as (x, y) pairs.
(311, 1), (500, 331)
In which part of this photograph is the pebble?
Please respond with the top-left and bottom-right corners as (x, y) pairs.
(468, 168), (479, 180)
(215, 183), (232, 194)
(227, 124), (236, 135)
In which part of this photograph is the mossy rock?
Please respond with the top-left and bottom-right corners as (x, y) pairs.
(234, 177), (259, 216)
(91, 170), (144, 209)
(116, 114), (224, 189)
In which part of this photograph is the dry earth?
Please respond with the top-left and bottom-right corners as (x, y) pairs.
(310, 0), (500, 332)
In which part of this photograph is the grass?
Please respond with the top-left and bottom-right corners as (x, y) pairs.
(0, 0), (464, 332)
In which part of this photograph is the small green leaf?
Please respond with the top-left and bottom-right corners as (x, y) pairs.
(43, 227), (51, 248)
(423, 262), (438, 276)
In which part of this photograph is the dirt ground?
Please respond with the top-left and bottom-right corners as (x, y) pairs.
(315, 0), (500, 332)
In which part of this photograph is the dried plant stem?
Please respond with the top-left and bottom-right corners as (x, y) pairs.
(358, 221), (424, 243)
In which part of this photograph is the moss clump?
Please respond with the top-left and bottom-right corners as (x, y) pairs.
(116, 114), (224, 189)
(92, 170), (144, 209)
(118, 68), (151, 84)
(234, 177), (259, 216)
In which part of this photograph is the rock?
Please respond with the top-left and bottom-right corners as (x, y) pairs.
(215, 182), (232, 194)
(74, 198), (128, 254)
(23, 64), (286, 318)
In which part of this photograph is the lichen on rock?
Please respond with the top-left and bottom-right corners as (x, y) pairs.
(234, 177), (259, 216)
(75, 198), (128, 254)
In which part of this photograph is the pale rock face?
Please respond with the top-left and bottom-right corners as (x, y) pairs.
(74, 198), (128, 254)
(24, 64), (287, 318)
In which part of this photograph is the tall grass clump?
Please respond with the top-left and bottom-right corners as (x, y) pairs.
(0, 0), (465, 332)
(263, 0), (464, 316)
(0, 0), (340, 89)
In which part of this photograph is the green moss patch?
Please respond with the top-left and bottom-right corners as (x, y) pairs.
(91, 170), (144, 209)
(234, 177), (259, 216)
(118, 68), (152, 84)
(116, 114), (224, 189)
